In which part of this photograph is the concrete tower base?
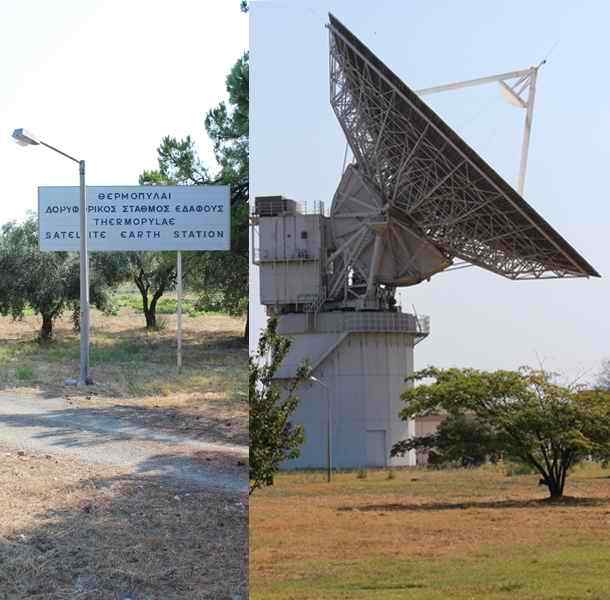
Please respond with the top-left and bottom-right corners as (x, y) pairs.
(275, 311), (428, 469)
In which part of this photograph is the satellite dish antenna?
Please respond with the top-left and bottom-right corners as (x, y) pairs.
(328, 13), (598, 287)
(251, 14), (599, 471)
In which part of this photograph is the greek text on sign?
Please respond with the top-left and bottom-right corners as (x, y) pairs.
(38, 185), (230, 252)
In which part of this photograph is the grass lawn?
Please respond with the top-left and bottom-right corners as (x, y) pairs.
(0, 445), (247, 598)
(0, 295), (247, 445)
(250, 465), (610, 599)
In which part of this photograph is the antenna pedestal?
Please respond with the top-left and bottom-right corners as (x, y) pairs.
(274, 310), (429, 469)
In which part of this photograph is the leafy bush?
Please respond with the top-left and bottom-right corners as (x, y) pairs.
(356, 468), (368, 480)
(505, 462), (536, 477)
(15, 366), (34, 381)
(249, 317), (310, 495)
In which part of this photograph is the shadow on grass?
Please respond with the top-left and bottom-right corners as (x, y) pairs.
(135, 451), (248, 492)
(337, 496), (609, 513)
(109, 403), (248, 446)
(6, 329), (245, 364)
(0, 468), (247, 599)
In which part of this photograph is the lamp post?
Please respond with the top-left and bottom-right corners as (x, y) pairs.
(310, 375), (332, 482)
(12, 128), (91, 386)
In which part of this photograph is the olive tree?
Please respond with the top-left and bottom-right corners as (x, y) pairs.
(0, 216), (124, 340)
(126, 251), (178, 330)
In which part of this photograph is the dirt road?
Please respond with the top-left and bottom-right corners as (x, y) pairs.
(0, 392), (248, 493)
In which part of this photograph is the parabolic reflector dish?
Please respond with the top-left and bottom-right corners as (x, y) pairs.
(328, 14), (599, 281)
(330, 164), (451, 291)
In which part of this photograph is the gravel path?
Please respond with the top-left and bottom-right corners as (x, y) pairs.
(0, 393), (248, 493)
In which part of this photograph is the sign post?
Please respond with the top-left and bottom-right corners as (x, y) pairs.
(176, 250), (183, 372)
(38, 185), (230, 376)
(78, 160), (91, 385)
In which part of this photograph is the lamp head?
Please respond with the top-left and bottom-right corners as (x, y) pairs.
(12, 128), (40, 146)
(309, 375), (329, 389)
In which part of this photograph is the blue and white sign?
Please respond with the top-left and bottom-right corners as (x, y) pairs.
(38, 185), (230, 252)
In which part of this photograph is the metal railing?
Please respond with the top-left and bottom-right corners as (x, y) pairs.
(311, 311), (430, 336)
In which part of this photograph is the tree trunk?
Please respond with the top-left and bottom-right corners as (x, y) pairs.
(133, 269), (167, 330)
(542, 473), (564, 499)
(146, 288), (165, 330)
(71, 303), (80, 332)
(134, 272), (155, 329)
(548, 482), (563, 498)
(244, 313), (249, 342)
(40, 313), (54, 342)
(144, 305), (156, 329)
(544, 457), (572, 499)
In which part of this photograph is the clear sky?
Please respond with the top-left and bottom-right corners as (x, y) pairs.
(0, 0), (247, 225)
(250, 0), (610, 382)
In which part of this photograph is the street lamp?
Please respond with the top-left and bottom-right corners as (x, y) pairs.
(309, 375), (332, 482)
(12, 128), (92, 386)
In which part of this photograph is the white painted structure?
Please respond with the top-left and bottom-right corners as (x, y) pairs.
(274, 311), (427, 469)
(252, 197), (430, 469)
(416, 64), (542, 196)
(257, 212), (322, 306)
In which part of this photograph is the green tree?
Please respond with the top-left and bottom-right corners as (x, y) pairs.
(391, 367), (610, 498)
(141, 53), (249, 336)
(140, 135), (209, 187)
(597, 358), (610, 390)
(199, 52), (249, 322)
(127, 251), (178, 329)
(404, 413), (503, 468)
(0, 216), (123, 340)
(249, 317), (310, 495)
(120, 134), (209, 330)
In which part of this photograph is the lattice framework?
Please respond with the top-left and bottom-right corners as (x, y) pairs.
(328, 14), (598, 281)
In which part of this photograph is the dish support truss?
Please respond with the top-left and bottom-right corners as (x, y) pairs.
(328, 14), (598, 281)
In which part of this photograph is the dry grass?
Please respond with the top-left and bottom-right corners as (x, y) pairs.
(250, 465), (610, 599)
(0, 445), (248, 599)
(0, 306), (247, 445)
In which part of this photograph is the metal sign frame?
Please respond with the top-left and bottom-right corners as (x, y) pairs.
(38, 185), (230, 252)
